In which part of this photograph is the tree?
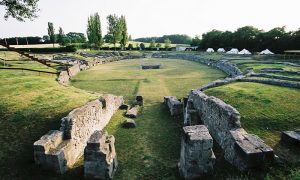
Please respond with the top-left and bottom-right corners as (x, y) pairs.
(164, 38), (171, 49)
(58, 27), (65, 46)
(140, 43), (145, 50)
(0, 0), (39, 21)
(128, 35), (132, 41)
(47, 22), (55, 47)
(149, 39), (156, 49)
(87, 13), (103, 49)
(106, 14), (122, 50)
(66, 32), (86, 43)
(128, 43), (133, 50)
(120, 15), (128, 50)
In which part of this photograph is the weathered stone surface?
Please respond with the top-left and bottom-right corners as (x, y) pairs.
(281, 130), (300, 146)
(125, 105), (140, 118)
(164, 96), (183, 117)
(84, 130), (117, 179)
(178, 125), (215, 179)
(122, 118), (136, 128)
(57, 71), (70, 86)
(184, 90), (274, 171)
(33, 94), (123, 174)
(240, 78), (300, 89)
(141, 64), (161, 69)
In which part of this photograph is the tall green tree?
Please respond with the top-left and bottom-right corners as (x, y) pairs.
(58, 27), (65, 46)
(120, 15), (128, 50)
(107, 14), (122, 50)
(47, 22), (55, 47)
(0, 0), (39, 21)
(149, 39), (156, 49)
(164, 38), (171, 49)
(87, 13), (103, 49)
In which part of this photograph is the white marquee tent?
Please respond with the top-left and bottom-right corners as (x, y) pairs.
(226, 48), (239, 54)
(206, 48), (215, 53)
(260, 49), (274, 55)
(217, 48), (226, 53)
(238, 49), (252, 55)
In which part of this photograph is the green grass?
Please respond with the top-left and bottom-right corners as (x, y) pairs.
(205, 82), (300, 179)
(237, 63), (300, 73)
(71, 58), (225, 179)
(0, 70), (97, 179)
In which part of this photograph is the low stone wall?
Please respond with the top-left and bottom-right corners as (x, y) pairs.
(184, 90), (274, 171)
(198, 76), (245, 91)
(178, 125), (215, 178)
(164, 96), (183, 117)
(152, 53), (242, 77)
(33, 94), (124, 174)
(57, 71), (70, 86)
(250, 73), (300, 82)
(260, 69), (300, 75)
(236, 61), (300, 67)
(240, 78), (300, 89)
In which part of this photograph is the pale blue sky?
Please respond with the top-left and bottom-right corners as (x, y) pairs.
(0, 0), (299, 38)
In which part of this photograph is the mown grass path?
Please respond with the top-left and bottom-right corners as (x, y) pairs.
(71, 58), (225, 179)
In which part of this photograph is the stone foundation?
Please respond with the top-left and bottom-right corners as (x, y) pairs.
(184, 90), (274, 171)
(84, 130), (117, 179)
(178, 125), (215, 179)
(33, 94), (123, 174)
(164, 96), (183, 117)
(141, 64), (161, 69)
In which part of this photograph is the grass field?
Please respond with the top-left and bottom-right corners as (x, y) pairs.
(205, 82), (300, 178)
(71, 58), (225, 179)
(0, 70), (97, 179)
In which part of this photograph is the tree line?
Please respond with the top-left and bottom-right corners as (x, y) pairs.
(191, 26), (300, 53)
(135, 34), (192, 44)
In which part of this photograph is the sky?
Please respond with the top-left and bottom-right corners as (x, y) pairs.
(0, 0), (300, 39)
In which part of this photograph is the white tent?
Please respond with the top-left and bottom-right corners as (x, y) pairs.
(238, 49), (252, 55)
(217, 48), (226, 53)
(260, 49), (274, 55)
(206, 48), (215, 53)
(226, 48), (239, 54)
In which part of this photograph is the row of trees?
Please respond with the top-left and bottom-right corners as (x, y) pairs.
(135, 34), (192, 44)
(127, 38), (172, 50)
(191, 26), (300, 53)
(86, 13), (128, 50)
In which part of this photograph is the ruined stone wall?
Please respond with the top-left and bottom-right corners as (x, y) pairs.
(240, 78), (300, 89)
(57, 71), (70, 86)
(33, 94), (124, 174)
(185, 90), (274, 171)
(164, 96), (183, 117)
(152, 53), (242, 77)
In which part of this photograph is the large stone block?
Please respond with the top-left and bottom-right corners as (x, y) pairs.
(164, 96), (183, 117)
(84, 130), (117, 179)
(281, 130), (300, 146)
(178, 125), (215, 179)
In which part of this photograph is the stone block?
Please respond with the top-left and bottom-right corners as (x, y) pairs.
(122, 119), (136, 128)
(281, 130), (300, 146)
(84, 130), (117, 179)
(178, 125), (215, 179)
(125, 105), (140, 118)
(164, 96), (183, 117)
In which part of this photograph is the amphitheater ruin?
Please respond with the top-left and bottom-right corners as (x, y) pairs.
(32, 51), (300, 179)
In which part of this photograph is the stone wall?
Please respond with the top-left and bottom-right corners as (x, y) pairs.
(152, 53), (242, 77)
(249, 73), (300, 82)
(240, 78), (300, 89)
(33, 94), (124, 174)
(57, 71), (70, 86)
(164, 96), (183, 117)
(184, 90), (274, 171)
(178, 125), (215, 178)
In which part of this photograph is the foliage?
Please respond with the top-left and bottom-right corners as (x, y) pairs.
(87, 13), (103, 49)
(128, 43), (134, 50)
(164, 38), (171, 49)
(119, 15), (128, 50)
(0, 36), (42, 45)
(0, 0), (39, 21)
(135, 34), (192, 44)
(47, 22), (55, 47)
(106, 14), (122, 50)
(66, 32), (86, 43)
(139, 43), (145, 50)
(57, 27), (66, 46)
(149, 39), (156, 49)
(193, 26), (300, 53)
